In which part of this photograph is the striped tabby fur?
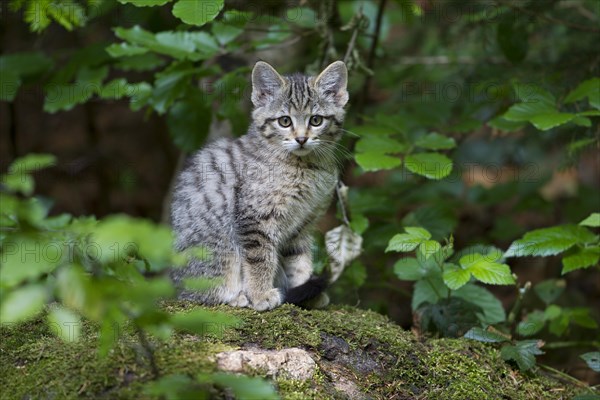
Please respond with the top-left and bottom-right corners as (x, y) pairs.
(170, 61), (348, 311)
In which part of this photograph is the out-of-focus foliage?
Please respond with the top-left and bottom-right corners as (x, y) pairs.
(2, 0), (599, 392)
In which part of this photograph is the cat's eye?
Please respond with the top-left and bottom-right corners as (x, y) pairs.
(278, 116), (292, 128)
(309, 115), (323, 127)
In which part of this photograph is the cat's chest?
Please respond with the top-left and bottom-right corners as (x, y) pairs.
(245, 163), (337, 225)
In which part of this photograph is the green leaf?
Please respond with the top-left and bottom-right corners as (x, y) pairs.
(167, 89), (211, 151)
(106, 43), (149, 57)
(99, 79), (131, 100)
(0, 52), (54, 101)
(503, 84), (556, 122)
(497, 17), (528, 63)
(419, 240), (441, 259)
(114, 54), (165, 72)
(562, 247), (600, 274)
(415, 132), (456, 150)
(355, 132), (406, 154)
(211, 22), (243, 46)
(349, 213), (369, 235)
(412, 273), (447, 310)
(404, 152), (453, 180)
(453, 284), (506, 325)
(172, 0), (224, 27)
(580, 352), (600, 373)
(528, 112), (575, 131)
(567, 308), (598, 329)
(170, 309), (239, 336)
(150, 64), (197, 114)
(0, 284), (48, 324)
(534, 279), (565, 305)
(517, 310), (546, 336)
(8, 154), (56, 174)
(505, 225), (598, 257)
(418, 297), (481, 337)
(144, 374), (205, 399)
(501, 340), (544, 371)
(459, 253), (515, 285)
(355, 153), (401, 172)
(210, 373), (278, 400)
(580, 213), (600, 227)
(393, 257), (426, 281)
(544, 304), (562, 320)
(118, 0), (172, 6)
(443, 264), (471, 290)
(487, 116), (527, 132)
(464, 327), (509, 343)
(48, 306), (81, 342)
(386, 226), (431, 253)
(0, 238), (63, 288)
(285, 7), (318, 28)
(564, 78), (600, 109)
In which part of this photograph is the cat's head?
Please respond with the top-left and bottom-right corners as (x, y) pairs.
(251, 61), (348, 157)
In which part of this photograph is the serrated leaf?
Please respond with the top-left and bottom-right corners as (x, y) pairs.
(414, 132), (456, 150)
(443, 264), (471, 290)
(464, 327), (509, 343)
(355, 153), (401, 172)
(501, 340), (544, 371)
(48, 306), (81, 342)
(580, 352), (600, 372)
(562, 247), (600, 274)
(580, 213), (600, 227)
(459, 253), (515, 285)
(517, 310), (546, 336)
(419, 240), (441, 259)
(386, 227), (430, 253)
(505, 225), (598, 257)
(405, 152), (453, 180)
(418, 297), (481, 337)
(453, 283), (506, 325)
(0, 284), (48, 324)
(325, 225), (363, 283)
(393, 257), (426, 281)
(172, 0), (224, 27)
(534, 279), (565, 305)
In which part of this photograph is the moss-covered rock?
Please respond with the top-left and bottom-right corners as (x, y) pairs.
(0, 303), (580, 399)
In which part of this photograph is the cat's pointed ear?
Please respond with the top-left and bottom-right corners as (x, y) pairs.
(315, 61), (348, 107)
(251, 61), (285, 108)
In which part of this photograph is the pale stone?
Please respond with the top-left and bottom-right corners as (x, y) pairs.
(216, 347), (316, 380)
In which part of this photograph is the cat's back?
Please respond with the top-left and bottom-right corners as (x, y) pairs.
(171, 138), (240, 248)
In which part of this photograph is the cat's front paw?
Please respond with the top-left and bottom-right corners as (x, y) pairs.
(228, 292), (250, 308)
(249, 288), (282, 311)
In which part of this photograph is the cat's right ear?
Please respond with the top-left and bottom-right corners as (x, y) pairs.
(251, 61), (285, 108)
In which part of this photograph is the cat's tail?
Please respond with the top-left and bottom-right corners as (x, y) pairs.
(284, 275), (328, 306)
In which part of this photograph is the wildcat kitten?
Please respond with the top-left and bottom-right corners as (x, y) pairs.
(170, 61), (348, 311)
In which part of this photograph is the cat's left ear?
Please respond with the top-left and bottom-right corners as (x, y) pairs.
(315, 61), (348, 107)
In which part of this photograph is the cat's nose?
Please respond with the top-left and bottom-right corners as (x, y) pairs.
(295, 137), (308, 146)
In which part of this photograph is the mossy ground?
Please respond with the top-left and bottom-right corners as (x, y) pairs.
(0, 303), (582, 399)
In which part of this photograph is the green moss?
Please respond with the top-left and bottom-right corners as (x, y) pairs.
(1, 303), (581, 399)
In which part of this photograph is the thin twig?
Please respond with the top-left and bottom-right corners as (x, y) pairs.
(356, 0), (387, 118)
(501, 1), (600, 33)
(136, 327), (160, 379)
(538, 364), (589, 388)
(343, 5), (363, 64)
(336, 181), (350, 226)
